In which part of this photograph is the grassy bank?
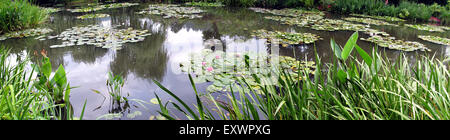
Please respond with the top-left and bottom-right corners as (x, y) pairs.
(0, 0), (49, 34)
(154, 32), (450, 120)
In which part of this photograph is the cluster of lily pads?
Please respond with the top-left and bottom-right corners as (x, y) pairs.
(405, 24), (450, 32)
(67, 3), (139, 13)
(264, 15), (322, 27)
(418, 35), (450, 46)
(249, 7), (324, 18)
(251, 29), (321, 47)
(76, 14), (110, 19)
(343, 17), (398, 26)
(0, 28), (53, 41)
(251, 8), (325, 28)
(42, 7), (62, 13)
(361, 35), (429, 52)
(47, 25), (150, 50)
(179, 49), (316, 93)
(185, 2), (224, 7)
(310, 19), (367, 32)
(136, 4), (204, 19)
(349, 14), (406, 22)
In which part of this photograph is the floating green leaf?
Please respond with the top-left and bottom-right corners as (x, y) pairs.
(418, 35), (450, 46)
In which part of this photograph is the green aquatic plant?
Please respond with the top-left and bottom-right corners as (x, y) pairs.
(251, 29), (321, 46)
(155, 31), (450, 120)
(67, 2), (139, 13)
(179, 49), (316, 93)
(250, 7), (324, 17)
(349, 14), (406, 22)
(264, 15), (323, 27)
(310, 19), (367, 31)
(405, 24), (450, 32)
(0, 28), (53, 41)
(361, 35), (429, 51)
(41, 7), (62, 14)
(418, 35), (450, 46)
(136, 4), (204, 19)
(76, 14), (110, 19)
(48, 25), (151, 50)
(343, 17), (398, 26)
(185, 2), (224, 7)
(0, 48), (85, 120)
(107, 72), (127, 103)
(32, 50), (71, 105)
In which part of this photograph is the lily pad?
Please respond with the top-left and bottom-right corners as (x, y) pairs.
(180, 49), (316, 93)
(361, 35), (429, 51)
(251, 29), (321, 46)
(185, 2), (224, 7)
(418, 35), (450, 46)
(405, 24), (449, 32)
(350, 14), (406, 22)
(310, 19), (367, 32)
(48, 25), (150, 50)
(67, 3), (139, 13)
(250, 7), (324, 18)
(76, 14), (110, 19)
(136, 4), (204, 19)
(0, 28), (53, 41)
(344, 17), (398, 26)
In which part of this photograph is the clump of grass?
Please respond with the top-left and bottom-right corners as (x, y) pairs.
(154, 31), (450, 120)
(0, 0), (49, 34)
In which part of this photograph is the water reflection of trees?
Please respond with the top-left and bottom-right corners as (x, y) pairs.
(109, 22), (169, 81)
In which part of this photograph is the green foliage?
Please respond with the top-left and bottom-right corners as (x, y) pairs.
(155, 32), (450, 120)
(331, 0), (442, 21)
(0, 47), (81, 120)
(32, 52), (71, 104)
(0, 0), (49, 34)
(107, 72), (127, 103)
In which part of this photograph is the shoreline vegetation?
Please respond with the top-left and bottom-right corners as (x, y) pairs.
(0, 1), (449, 120)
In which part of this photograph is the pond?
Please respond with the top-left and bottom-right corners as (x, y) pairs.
(1, 3), (449, 120)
